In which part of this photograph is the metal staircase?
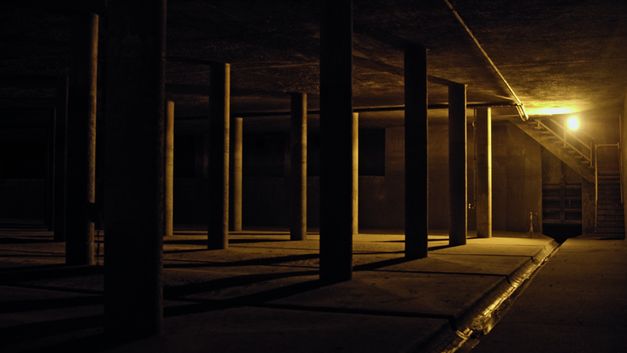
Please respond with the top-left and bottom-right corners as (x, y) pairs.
(512, 118), (594, 182)
(512, 117), (624, 237)
(594, 145), (624, 236)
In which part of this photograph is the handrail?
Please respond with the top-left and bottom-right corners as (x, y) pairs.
(536, 119), (592, 162)
(550, 119), (593, 150)
(620, 113), (623, 205)
(594, 145), (599, 232)
(594, 143), (621, 232)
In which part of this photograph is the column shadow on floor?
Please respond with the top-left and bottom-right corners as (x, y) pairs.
(0, 265), (102, 284)
(164, 253), (319, 268)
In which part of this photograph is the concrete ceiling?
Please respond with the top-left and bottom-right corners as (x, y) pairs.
(1, 0), (626, 122)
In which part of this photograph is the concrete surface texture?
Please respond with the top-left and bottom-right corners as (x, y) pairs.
(4, 1), (627, 118)
(472, 237), (627, 353)
(0, 229), (556, 353)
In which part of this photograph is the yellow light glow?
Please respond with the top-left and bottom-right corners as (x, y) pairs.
(527, 107), (575, 116)
(566, 116), (580, 131)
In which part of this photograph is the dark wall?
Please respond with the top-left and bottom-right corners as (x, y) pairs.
(622, 95), (627, 234)
(426, 121), (477, 231)
(239, 127), (388, 229)
(171, 119), (540, 233)
(541, 148), (592, 233)
(0, 128), (48, 224)
(0, 118), (547, 234)
(492, 123), (543, 232)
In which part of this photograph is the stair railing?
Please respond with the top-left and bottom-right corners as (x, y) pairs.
(535, 118), (593, 165)
(595, 146), (599, 231)
(594, 143), (621, 231)
(620, 113), (623, 205)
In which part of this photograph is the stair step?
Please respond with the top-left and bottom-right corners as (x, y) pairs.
(595, 229), (625, 235)
(597, 219), (624, 224)
(597, 208), (623, 214)
(597, 213), (624, 217)
(599, 176), (620, 181)
(513, 120), (595, 183)
(598, 214), (624, 219)
(598, 204), (623, 209)
(596, 224), (625, 230)
(597, 225), (625, 230)
(598, 213), (624, 219)
(596, 222), (624, 227)
(598, 202), (622, 207)
(597, 218), (624, 222)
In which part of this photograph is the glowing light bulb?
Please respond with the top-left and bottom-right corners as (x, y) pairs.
(566, 116), (580, 131)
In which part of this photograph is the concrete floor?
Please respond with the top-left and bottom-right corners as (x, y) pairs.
(472, 236), (627, 353)
(0, 229), (557, 353)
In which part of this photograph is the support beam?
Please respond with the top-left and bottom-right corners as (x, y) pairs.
(449, 83), (468, 246)
(352, 112), (359, 237)
(319, 0), (353, 282)
(404, 45), (429, 258)
(45, 113), (55, 230)
(475, 107), (492, 238)
(623, 93), (627, 236)
(53, 75), (69, 242)
(65, 13), (98, 265)
(104, 0), (166, 339)
(207, 63), (230, 249)
(290, 93), (307, 240)
(233, 116), (243, 232)
(165, 100), (174, 237)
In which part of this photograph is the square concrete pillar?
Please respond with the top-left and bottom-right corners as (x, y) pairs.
(623, 92), (627, 235)
(207, 63), (230, 249)
(45, 117), (54, 231)
(232, 116), (243, 232)
(165, 100), (174, 237)
(449, 83), (467, 246)
(53, 75), (69, 242)
(66, 13), (98, 265)
(352, 112), (359, 237)
(319, 0), (354, 282)
(290, 93), (307, 240)
(404, 44), (429, 258)
(103, 0), (166, 340)
(475, 107), (492, 238)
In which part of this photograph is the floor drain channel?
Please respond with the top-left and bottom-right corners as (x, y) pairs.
(439, 241), (561, 353)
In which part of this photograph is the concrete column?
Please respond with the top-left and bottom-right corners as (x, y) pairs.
(65, 13), (98, 265)
(352, 112), (359, 237)
(290, 93), (307, 240)
(207, 63), (230, 249)
(103, 0), (166, 339)
(45, 113), (55, 230)
(319, 0), (353, 282)
(233, 116), (243, 232)
(581, 180), (595, 234)
(404, 45), (429, 258)
(165, 100), (174, 237)
(53, 75), (69, 241)
(475, 107), (492, 238)
(623, 92), (627, 235)
(449, 83), (468, 246)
